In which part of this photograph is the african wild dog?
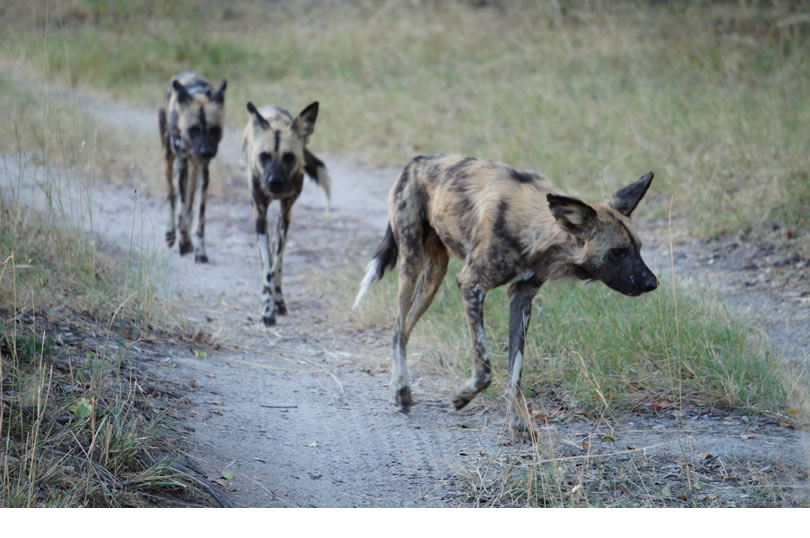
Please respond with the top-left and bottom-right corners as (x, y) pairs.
(242, 101), (331, 326)
(353, 154), (658, 431)
(158, 72), (227, 263)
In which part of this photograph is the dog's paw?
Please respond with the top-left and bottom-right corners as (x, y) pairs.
(178, 237), (193, 256)
(393, 386), (413, 413)
(194, 252), (209, 264)
(274, 300), (287, 316)
(165, 230), (176, 248)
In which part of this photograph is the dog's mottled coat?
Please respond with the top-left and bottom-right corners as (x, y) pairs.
(158, 72), (227, 263)
(354, 154), (658, 430)
(242, 101), (331, 326)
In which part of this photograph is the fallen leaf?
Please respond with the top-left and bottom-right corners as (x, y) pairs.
(205, 315), (215, 323)
(304, 441), (320, 448)
(697, 452), (712, 460)
(787, 408), (801, 415)
(122, 330), (131, 340)
(194, 350), (208, 359)
(581, 441), (590, 451)
(221, 470), (235, 480)
(212, 478), (228, 488)
(602, 434), (615, 442)
(210, 409), (224, 415)
(779, 420), (795, 429)
(189, 379), (197, 388)
(139, 335), (156, 343)
(740, 433), (755, 440)
(251, 476), (263, 481)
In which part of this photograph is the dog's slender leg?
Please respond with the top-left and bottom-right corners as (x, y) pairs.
(505, 280), (541, 431)
(391, 251), (423, 413)
(271, 198), (293, 316)
(404, 234), (448, 336)
(194, 162), (210, 263)
(453, 267), (493, 410)
(254, 201), (277, 326)
(159, 109), (176, 248)
(176, 158), (197, 256)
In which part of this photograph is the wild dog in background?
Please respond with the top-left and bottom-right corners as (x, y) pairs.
(242, 101), (331, 326)
(158, 72), (227, 263)
(353, 154), (658, 430)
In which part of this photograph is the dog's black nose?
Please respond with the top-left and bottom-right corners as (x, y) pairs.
(268, 176), (285, 194)
(644, 274), (659, 292)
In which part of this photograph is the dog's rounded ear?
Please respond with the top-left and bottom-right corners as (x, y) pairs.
(172, 80), (193, 104)
(247, 102), (270, 130)
(610, 172), (654, 217)
(293, 101), (319, 142)
(547, 194), (597, 236)
(212, 79), (227, 103)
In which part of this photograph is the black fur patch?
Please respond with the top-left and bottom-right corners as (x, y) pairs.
(494, 200), (522, 254)
(445, 157), (477, 181)
(374, 223), (399, 281)
(509, 169), (538, 184)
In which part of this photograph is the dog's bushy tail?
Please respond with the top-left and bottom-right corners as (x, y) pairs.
(353, 223), (398, 309)
(304, 148), (331, 206)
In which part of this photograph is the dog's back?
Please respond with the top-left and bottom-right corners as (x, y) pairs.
(388, 154), (571, 279)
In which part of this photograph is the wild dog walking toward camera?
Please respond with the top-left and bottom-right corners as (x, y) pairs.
(353, 154), (658, 430)
(158, 72), (227, 263)
(242, 101), (331, 326)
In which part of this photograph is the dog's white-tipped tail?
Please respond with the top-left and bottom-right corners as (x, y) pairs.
(353, 258), (380, 310)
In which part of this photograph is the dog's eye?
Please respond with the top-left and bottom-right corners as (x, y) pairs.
(209, 126), (222, 139)
(188, 126), (202, 138)
(259, 152), (272, 165)
(282, 152), (296, 166)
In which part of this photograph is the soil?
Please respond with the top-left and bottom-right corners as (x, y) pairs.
(2, 89), (808, 507)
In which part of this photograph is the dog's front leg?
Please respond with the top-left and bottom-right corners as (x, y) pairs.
(178, 159), (198, 256)
(270, 198), (293, 316)
(453, 273), (493, 409)
(505, 280), (540, 432)
(194, 162), (210, 263)
(254, 201), (277, 326)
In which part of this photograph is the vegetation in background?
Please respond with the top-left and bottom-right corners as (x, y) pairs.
(2, 0), (808, 236)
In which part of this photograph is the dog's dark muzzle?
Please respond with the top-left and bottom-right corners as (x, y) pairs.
(265, 175), (286, 195)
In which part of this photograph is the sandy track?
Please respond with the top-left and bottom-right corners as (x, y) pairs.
(2, 86), (808, 506)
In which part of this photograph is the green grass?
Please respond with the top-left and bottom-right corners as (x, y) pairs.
(0, 65), (203, 506)
(2, 0), (808, 236)
(349, 257), (800, 419)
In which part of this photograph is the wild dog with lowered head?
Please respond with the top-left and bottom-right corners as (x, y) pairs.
(242, 101), (331, 326)
(353, 154), (658, 430)
(158, 72), (227, 263)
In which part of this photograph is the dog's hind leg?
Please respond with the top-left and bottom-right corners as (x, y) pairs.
(404, 232), (448, 336)
(390, 232), (425, 413)
(505, 279), (541, 432)
(453, 265), (493, 410)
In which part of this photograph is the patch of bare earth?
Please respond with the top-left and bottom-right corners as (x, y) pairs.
(4, 88), (808, 506)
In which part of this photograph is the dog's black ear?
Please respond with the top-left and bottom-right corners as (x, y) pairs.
(292, 101), (319, 143)
(610, 172), (654, 217)
(547, 194), (597, 236)
(172, 80), (193, 105)
(212, 79), (227, 104)
(247, 102), (270, 130)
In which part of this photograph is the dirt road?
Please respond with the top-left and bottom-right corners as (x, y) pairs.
(3, 87), (808, 507)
